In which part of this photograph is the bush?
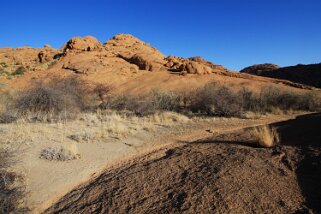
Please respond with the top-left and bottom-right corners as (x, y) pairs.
(238, 87), (259, 112)
(107, 90), (182, 116)
(4, 76), (92, 122)
(111, 95), (156, 116)
(93, 84), (113, 103)
(191, 82), (243, 117)
(106, 83), (321, 117)
(151, 90), (182, 112)
(255, 86), (321, 113)
(12, 66), (26, 76)
(40, 143), (80, 161)
(0, 149), (27, 213)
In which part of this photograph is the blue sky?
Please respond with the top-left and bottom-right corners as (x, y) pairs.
(0, 0), (320, 70)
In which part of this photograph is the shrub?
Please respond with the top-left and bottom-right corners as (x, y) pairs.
(40, 143), (80, 161)
(251, 125), (280, 148)
(0, 149), (27, 213)
(151, 90), (182, 112)
(107, 90), (182, 116)
(107, 94), (155, 116)
(256, 86), (321, 113)
(190, 82), (243, 117)
(12, 66), (27, 76)
(4, 76), (92, 122)
(106, 83), (321, 117)
(93, 84), (113, 103)
(148, 111), (189, 124)
(238, 87), (258, 112)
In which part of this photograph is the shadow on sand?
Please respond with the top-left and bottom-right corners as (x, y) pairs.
(193, 113), (321, 213)
(271, 113), (321, 213)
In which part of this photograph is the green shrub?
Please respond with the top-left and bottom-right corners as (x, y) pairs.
(12, 66), (27, 76)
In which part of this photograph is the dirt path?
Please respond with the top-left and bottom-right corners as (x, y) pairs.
(43, 113), (321, 214)
(4, 113), (292, 213)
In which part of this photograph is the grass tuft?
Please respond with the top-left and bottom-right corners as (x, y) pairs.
(251, 125), (280, 148)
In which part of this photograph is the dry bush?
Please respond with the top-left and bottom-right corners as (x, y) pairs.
(190, 82), (243, 117)
(68, 134), (91, 143)
(255, 86), (321, 113)
(0, 149), (27, 213)
(107, 90), (182, 116)
(148, 112), (189, 124)
(236, 85), (321, 115)
(122, 95), (157, 116)
(151, 90), (182, 112)
(238, 87), (259, 112)
(251, 125), (280, 148)
(94, 84), (113, 109)
(106, 83), (321, 118)
(107, 95), (152, 116)
(40, 143), (80, 161)
(3, 76), (92, 122)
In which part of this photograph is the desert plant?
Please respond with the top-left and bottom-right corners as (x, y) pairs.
(251, 125), (280, 148)
(238, 87), (258, 112)
(151, 90), (182, 111)
(148, 111), (189, 124)
(191, 82), (243, 117)
(0, 149), (27, 213)
(94, 84), (113, 103)
(40, 143), (80, 161)
(107, 94), (155, 116)
(257, 86), (321, 113)
(12, 66), (26, 76)
(4, 76), (93, 122)
(107, 83), (321, 118)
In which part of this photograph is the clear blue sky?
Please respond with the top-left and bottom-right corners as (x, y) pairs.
(1, 0), (320, 71)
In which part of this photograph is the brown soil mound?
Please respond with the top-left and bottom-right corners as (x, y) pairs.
(45, 113), (321, 214)
(240, 63), (321, 88)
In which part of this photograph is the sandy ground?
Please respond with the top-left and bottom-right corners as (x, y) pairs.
(0, 112), (302, 213)
(45, 113), (321, 214)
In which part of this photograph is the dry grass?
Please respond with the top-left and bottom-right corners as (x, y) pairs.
(251, 125), (280, 148)
(147, 111), (189, 124)
(40, 143), (80, 161)
(106, 121), (131, 138)
(0, 149), (27, 213)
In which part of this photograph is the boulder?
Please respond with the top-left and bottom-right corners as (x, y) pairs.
(63, 36), (102, 52)
(120, 54), (165, 72)
(164, 56), (214, 75)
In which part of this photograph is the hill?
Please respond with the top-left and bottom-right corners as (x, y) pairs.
(0, 34), (315, 95)
(240, 63), (321, 88)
